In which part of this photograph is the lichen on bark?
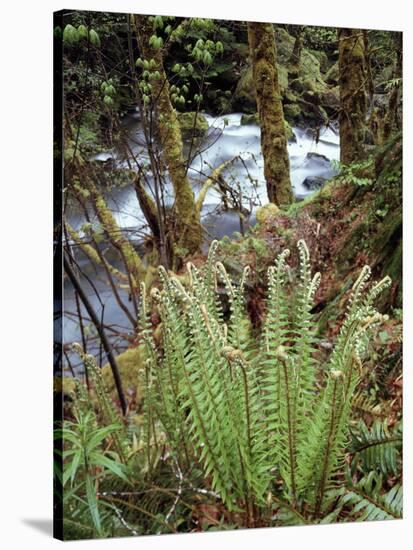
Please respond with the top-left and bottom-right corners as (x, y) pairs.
(247, 22), (293, 206)
(66, 222), (129, 283)
(134, 15), (203, 257)
(338, 28), (368, 164)
(87, 180), (145, 294)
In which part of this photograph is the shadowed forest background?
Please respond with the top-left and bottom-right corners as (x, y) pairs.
(54, 11), (402, 540)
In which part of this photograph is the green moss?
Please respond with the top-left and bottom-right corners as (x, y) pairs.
(256, 203), (281, 224)
(277, 63), (289, 93)
(240, 113), (259, 125)
(54, 376), (77, 398)
(338, 29), (368, 163)
(248, 22), (293, 205)
(284, 120), (296, 142)
(309, 49), (329, 73)
(233, 65), (256, 113)
(325, 61), (339, 84)
(275, 28), (327, 92)
(283, 103), (301, 122)
(90, 187), (145, 288)
(102, 346), (146, 404)
(177, 111), (209, 138)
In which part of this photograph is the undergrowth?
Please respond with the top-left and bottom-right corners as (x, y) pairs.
(55, 240), (402, 538)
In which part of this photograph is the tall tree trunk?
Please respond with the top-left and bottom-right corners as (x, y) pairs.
(289, 26), (303, 80)
(133, 15), (203, 256)
(383, 33), (402, 141)
(247, 22), (293, 206)
(338, 28), (367, 164)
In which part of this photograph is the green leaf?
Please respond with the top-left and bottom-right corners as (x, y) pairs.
(90, 452), (129, 482)
(63, 24), (79, 44)
(63, 450), (82, 487)
(77, 24), (88, 40)
(154, 15), (164, 29)
(89, 29), (101, 47)
(85, 424), (120, 452)
(85, 475), (102, 535)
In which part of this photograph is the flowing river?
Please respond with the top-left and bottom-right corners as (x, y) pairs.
(62, 112), (340, 374)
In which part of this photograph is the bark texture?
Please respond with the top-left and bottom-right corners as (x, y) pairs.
(134, 15), (203, 255)
(383, 33), (402, 141)
(289, 26), (303, 80)
(338, 28), (367, 164)
(247, 22), (293, 206)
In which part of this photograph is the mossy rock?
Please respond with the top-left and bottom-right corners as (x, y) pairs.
(283, 103), (302, 123)
(240, 113), (259, 125)
(320, 88), (340, 116)
(309, 49), (330, 73)
(284, 120), (296, 142)
(325, 61), (339, 85)
(256, 203), (281, 224)
(233, 65), (256, 113)
(102, 346), (146, 404)
(233, 63), (291, 114)
(233, 28), (327, 115)
(275, 28), (327, 94)
(212, 95), (232, 114)
(177, 112), (209, 139)
(277, 64), (289, 93)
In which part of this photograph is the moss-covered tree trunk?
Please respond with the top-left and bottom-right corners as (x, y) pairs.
(247, 22), (293, 206)
(383, 33), (402, 141)
(134, 15), (203, 256)
(289, 25), (303, 80)
(84, 176), (145, 304)
(338, 28), (367, 164)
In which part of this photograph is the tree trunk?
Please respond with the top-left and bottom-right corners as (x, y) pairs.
(383, 33), (402, 141)
(289, 26), (303, 80)
(338, 28), (367, 164)
(133, 15), (203, 256)
(66, 222), (129, 284)
(247, 22), (293, 206)
(84, 174), (145, 308)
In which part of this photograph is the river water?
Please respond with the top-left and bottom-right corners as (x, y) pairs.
(62, 112), (340, 374)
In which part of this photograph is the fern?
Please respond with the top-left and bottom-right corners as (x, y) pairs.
(339, 472), (402, 520)
(295, 268), (392, 516)
(139, 239), (393, 521)
(350, 420), (402, 476)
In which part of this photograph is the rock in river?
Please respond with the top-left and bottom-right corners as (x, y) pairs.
(302, 175), (327, 190)
(306, 152), (331, 164)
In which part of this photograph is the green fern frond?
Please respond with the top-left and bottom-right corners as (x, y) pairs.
(216, 262), (252, 352)
(340, 472), (402, 520)
(138, 240), (393, 519)
(350, 420), (402, 476)
(295, 264), (391, 515)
